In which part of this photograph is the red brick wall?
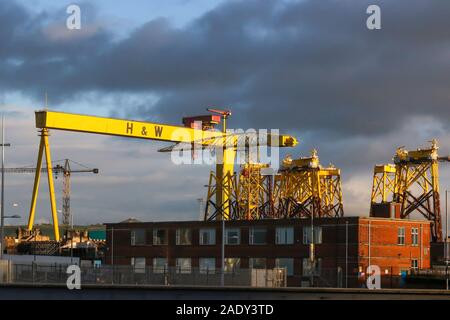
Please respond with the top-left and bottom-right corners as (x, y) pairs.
(104, 217), (431, 287)
(358, 218), (431, 276)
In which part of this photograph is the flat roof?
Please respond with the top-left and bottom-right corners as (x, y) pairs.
(105, 216), (431, 226)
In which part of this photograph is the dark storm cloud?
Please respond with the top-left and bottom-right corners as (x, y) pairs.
(1, 0), (450, 139)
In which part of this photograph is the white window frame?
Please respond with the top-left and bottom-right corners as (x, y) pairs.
(199, 258), (216, 274)
(303, 226), (322, 244)
(176, 228), (192, 245)
(153, 229), (167, 245)
(152, 257), (167, 273)
(225, 228), (241, 245)
(175, 258), (192, 274)
(249, 227), (267, 245)
(275, 258), (294, 276)
(199, 228), (216, 245)
(275, 227), (294, 245)
(411, 259), (419, 270)
(398, 227), (405, 245)
(411, 227), (419, 246)
(131, 229), (145, 246)
(131, 257), (146, 273)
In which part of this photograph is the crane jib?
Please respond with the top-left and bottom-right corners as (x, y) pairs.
(35, 110), (298, 147)
(125, 122), (164, 138)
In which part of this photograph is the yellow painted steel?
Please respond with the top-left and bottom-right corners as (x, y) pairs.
(370, 140), (447, 241)
(393, 141), (442, 241)
(27, 131), (45, 231)
(27, 129), (60, 241)
(370, 164), (396, 205)
(43, 131), (60, 241)
(236, 163), (271, 220)
(274, 150), (344, 218)
(30, 110), (298, 238)
(35, 111), (298, 147)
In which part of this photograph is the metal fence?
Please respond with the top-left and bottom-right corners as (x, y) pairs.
(1, 263), (286, 287)
(1, 261), (429, 289)
(290, 266), (414, 289)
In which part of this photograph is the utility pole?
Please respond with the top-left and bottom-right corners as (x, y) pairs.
(207, 109), (231, 288)
(221, 218), (225, 286)
(310, 212), (315, 287)
(0, 115), (11, 259)
(345, 220), (349, 288)
(111, 226), (114, 284)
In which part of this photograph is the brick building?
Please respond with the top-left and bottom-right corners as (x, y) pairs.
(104, 217), (430, 287)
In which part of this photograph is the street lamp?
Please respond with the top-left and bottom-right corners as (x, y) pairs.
(0, 115), (11, 258)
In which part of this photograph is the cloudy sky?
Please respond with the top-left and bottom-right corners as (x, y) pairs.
(1, 0), (450, 226)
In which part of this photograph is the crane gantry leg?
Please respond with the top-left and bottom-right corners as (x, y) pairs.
(27, 129), (60, 241)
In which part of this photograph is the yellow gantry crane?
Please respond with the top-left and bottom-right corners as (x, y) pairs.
(28, 110), (298, 241)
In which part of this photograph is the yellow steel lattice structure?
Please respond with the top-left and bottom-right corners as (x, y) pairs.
(393, 140), (442, 241)
(235, 163), (272, 220)
(204, 169), (237, 221)
(370, 164), (396, 207)
(370, 140), (450, 242)
(274, 150), (344, 218)
(204, 163), (274, 221)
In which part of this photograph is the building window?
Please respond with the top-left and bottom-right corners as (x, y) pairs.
(302, 258), (322, 277)
(199, 228), (216, 245)
(249, 227), (267, 245)
(249, 258), (267, 269)
(224, 258), (240, 272)
(275, 258), (294, 276)
(176, 258), (192, 274)
(225, 228), (240, 245)
(303, 226), (322, 244)
(176, 228), (192, 245)
(153, 258), (167, 273)
(275, 227), (294, 245)
(131, 257), (146, 273)
(130, 229), (145, 246)
(411, 259), (419, 270)
(153, 229), (167, 245)
(411, 227), (419, 246)
(397, 227), (405, 245)
(199, 258), (216, 274)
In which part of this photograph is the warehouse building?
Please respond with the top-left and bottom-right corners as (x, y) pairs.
(104, 217), (430, 287)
